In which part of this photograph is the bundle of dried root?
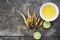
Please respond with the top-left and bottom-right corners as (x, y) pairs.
(16, 9), (43, 29)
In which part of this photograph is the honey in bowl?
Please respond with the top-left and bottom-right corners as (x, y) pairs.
(40, 2), (59, 21)
(42, 4), (56, 19)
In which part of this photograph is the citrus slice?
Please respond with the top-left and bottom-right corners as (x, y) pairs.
(33, 32), (41, 39)
(43, 21), (51, 29)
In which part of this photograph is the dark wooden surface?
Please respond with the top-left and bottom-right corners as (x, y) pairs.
(0, 0), (60, 40)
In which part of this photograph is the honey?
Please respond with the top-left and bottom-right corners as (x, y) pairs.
(42, 4), (56, 19)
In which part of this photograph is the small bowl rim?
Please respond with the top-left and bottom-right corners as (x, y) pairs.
(39, 2), (59, 21)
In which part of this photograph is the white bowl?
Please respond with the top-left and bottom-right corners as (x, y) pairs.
(40, 2), (59, 21)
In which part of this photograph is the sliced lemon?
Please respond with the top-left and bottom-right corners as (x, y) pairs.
(43, 21), (51, 29)
(33, 32), (41, 39)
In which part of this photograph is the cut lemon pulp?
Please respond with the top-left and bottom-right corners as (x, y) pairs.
(42, 4), (56, 19)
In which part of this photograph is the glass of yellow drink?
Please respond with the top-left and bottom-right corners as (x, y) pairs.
(40, 2), (59, 21)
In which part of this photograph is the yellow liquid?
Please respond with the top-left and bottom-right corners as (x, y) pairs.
(42, 4), (56, 19)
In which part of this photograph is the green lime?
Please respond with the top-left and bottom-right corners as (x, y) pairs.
(33, 32), (41, 39)
(43, 21), (51, 29)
